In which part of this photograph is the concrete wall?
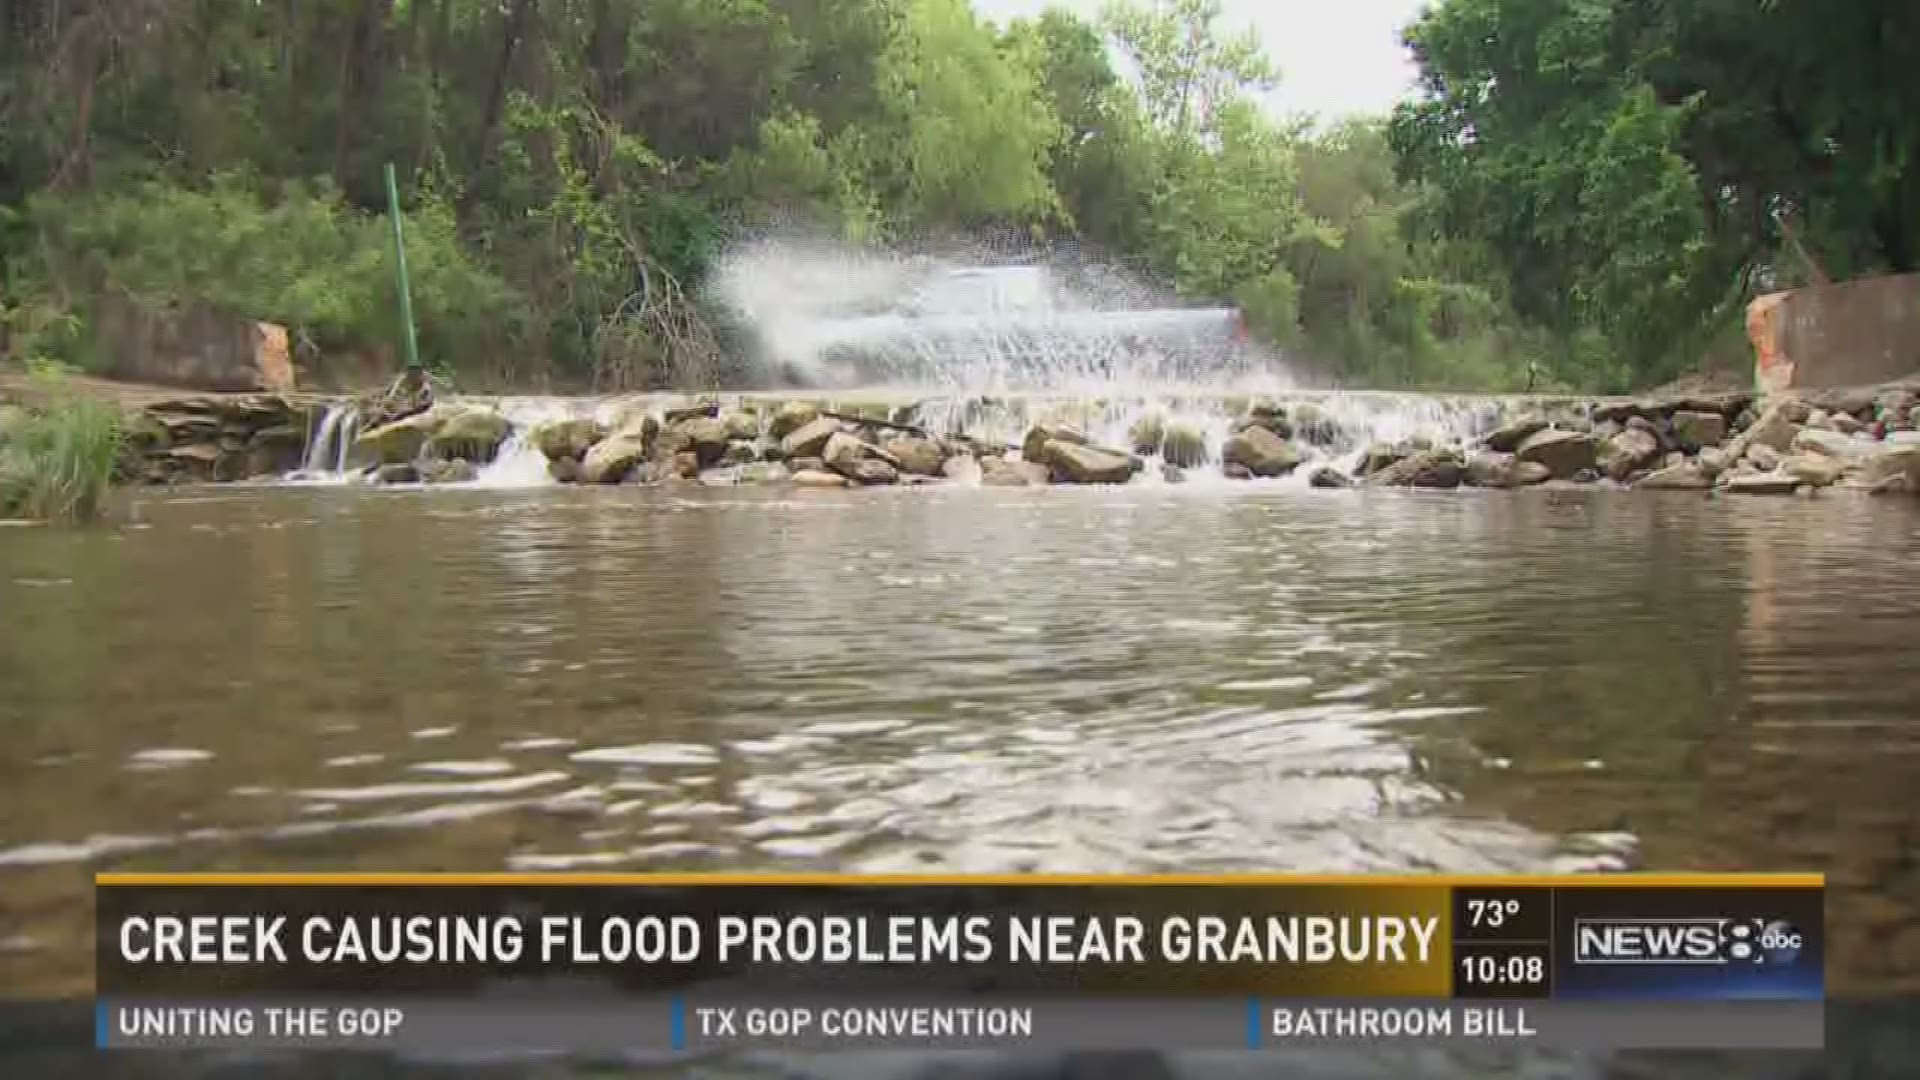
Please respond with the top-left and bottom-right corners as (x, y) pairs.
(95, 295), (294, 392)
(1749, 273), (1920, 392)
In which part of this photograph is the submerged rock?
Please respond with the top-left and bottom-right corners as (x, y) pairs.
(1220, 425), (1301, 477)
(1366, 448), (1464, 489)
(419, 458), (477, 484)
(1515, 428), (1599, 479)
(1308, 464), (1354, 488)
(1044, 441), (1138, 484)
(1637, 463), (1711, 490)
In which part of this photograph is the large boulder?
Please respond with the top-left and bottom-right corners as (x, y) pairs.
(767, 401), (821, 441)
(1021, 422), (1089, 464)
(1670, 410), (1727, 451)
(580, 434), (652, 483)
(426, 408), (512, 463)
(1515, 428), (1600, 479)
(1859, 444), (1920, 489)
(1043, 440), (1138, 484)
(882, 435), (947, 477)
(1726, 400), (1800, 461)
(350, 408), (444, 465)
(780, 416), (843, 459)
(1790, 428), (1877, 461)
(1782, 454), (1843, 488)
(1637, 462), (1711, 490)
(531, 418), (606, 462)
(1365, 448), (1465, 489)
(1599, 427), (1661, 481)
(1465, 451), (1518, 488)
(722, 410), (761, 442)
(662, 416), (730, 467)
(1160, 424), (1209, 468)
(1221, 425), (1301, 477)
(1484, 415), (1549, 453)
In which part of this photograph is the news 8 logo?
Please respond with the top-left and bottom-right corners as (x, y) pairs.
(1572, 917), (1805, 966)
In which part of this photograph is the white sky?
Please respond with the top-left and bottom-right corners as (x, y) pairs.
(972, 0), (1430, 121)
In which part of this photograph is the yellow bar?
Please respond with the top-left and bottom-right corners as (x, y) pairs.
(95, 871), (1825, 888)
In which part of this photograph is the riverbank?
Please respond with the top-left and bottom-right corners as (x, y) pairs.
(65, 377), (1920, 499)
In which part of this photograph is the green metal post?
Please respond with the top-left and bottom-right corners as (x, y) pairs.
(384, 162), (423, 372)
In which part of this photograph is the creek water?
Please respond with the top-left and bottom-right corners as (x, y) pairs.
(3, 482), (1920, 1078)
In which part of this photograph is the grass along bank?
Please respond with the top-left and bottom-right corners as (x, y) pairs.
(0, 379), (124, 523)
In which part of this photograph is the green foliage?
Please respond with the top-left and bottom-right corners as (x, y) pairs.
(0, 379), (123, 522)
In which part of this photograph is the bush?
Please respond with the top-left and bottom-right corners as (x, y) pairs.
(0, 388), (124, 522)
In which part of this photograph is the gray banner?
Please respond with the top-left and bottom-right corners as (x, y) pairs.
(97, 997), (1823, 1053)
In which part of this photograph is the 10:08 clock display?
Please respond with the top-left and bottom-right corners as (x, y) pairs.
(1454, 945), (1550, 998)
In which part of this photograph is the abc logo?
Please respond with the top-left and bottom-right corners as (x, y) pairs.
(1724, 919), (1803, 965)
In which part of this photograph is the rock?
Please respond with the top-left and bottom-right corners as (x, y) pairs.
(791, 468), (850, 488)
(662, 416), (730, 467)
(1044, 440), (1138, 484)
(1357, 443), (1406, 476)
(1127, 415), (1165, 456)
(668, 451), (701, 479)
(1805, 409), (1834, 431)
(1727, 401), (1800, 460)
(1790, 428), (1877, 461)
(350, 409), (441, 465)
(1465, 451), (1517, 488)
(548, 456), (581, 483)
(823, 431), (878, 475)
(1831, 412), (1865, 435)
(532, 418), (607, 461)
(580, 434), (651, 483)
(941, 455), (982, 484)
(1806, 386), (1880, 417)
(1220, 425), (1302, 477)
(419, 458), (477, 484)
(1484, 415), (1549, 452)
(767, 401), (821, 441)
(1308, 464), (1354, 489)
(1571, 467), (1602, 484)
(1670, 410), (1728, 451)
(426, 408), (511, 463)
(721, 440), (758, 465)
(1160, 424), (1208, 468)
(780, 416), (843, 459)
(1637, 463), (1711, 490)
(1782, 454), (1843, 488)
(1158, 463), (1186, 483)
(1222, 462), (1255, 481)
(846, 458), (900, 485)
(1859, 444), (1920, 489)
(789, 456), (826, 474)
(1697, 447), (1730, 477)
(1890, 430), (1920, 446)
(1366, 449), (1464, 489)
(1599, 427), (1661, 481)
(1513, 461), (1552, 486)
(1720, 471), (1801, 495)
(737, 461), (790, 484)
(980, 457), (1039, 486)
(1592, 419), (1623, 441)
(1745, 443), (1783, 472)
(663, 401), (719, 426)
(1663, 451), (1687, 469)
(722, 410), (761, 441)
(374, 462), (419, 484)
(1290, 402), (1340, 446)
(1021, 422), (1089, 464)
(1779, 399), (1813, 423)
(1515, 428), (1600, 479)
(1240, 402), (1293, 440)
(881, 435), (947, 476)
(1591, 400), (1652, 425)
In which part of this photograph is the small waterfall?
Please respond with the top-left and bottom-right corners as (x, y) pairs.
(291, 402), (361, 482)
(470, 397), (624, 488)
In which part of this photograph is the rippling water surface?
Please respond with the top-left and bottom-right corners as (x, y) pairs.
(4, 484), (1919, 1075)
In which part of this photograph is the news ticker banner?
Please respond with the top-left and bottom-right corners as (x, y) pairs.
(93, 872), (1825, 1053)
